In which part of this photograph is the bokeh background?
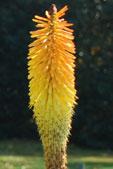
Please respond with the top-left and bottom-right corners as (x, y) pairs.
(0, 0), (113, 150)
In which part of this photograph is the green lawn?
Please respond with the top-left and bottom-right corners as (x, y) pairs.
(0, 140), (113, 169)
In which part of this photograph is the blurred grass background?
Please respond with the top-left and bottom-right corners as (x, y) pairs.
(0, 140), (113, 169)
(0, 0), (113, 168)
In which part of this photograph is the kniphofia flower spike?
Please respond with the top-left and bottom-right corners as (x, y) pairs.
(28, 4), (77, 169)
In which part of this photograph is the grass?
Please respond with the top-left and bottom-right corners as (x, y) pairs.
(0, 140), (113, 169)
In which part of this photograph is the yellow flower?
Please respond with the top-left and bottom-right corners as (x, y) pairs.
(28, 4), (77, 169)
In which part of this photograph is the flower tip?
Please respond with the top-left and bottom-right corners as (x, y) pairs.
(28, 104), (32, 109)
(32, 18), (37, 23)
(65, 5), (68, 10)
(29, 31), (32, 34)
(45, 10), (51, 19)
(55, 5), (68, 18)
(49, 4), (57, 15)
